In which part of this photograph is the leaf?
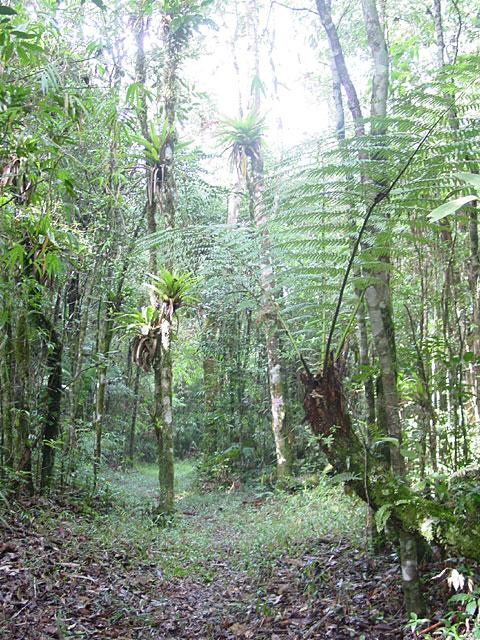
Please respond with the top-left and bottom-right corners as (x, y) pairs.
(372, 437), (399, 450)
(375, 503), (392, 533)
(328, 471), (360, 485)
(91, 0), (106, 8)
(465, 598), (478, 617)
(0, 6), (17, 15)
(429, 195), (477, 222)
(447, 569), (465, 592)
(457, 171), (480, 190)
(11, 31), (36, 39)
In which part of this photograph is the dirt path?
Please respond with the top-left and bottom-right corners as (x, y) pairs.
(1, 465), (409, 639)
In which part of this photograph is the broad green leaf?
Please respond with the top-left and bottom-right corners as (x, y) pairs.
(0, 6), (17, 15)
(465, 598), (478, 616)
(429, 195), (477, 222)
(375, 503), (392, 533)
(328, 471), (360, 485)
(19, 41), (44, 53)
(11, 31), (36, 39)
(3, 41), (13, 62)
(457, 172), (480, 190)
(16, 44), (30, 64)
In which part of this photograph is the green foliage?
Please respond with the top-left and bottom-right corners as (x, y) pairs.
(162, 0), (215, 49)
(148, 269), (200, 308)
(429, 171), (479, 222)
(267, 56), (480, 368)
(129, 121), (172, 163)
(435, 471), (480, 560)
(407, 580), (480, 639)
(119, 271), (199, 335)
(197, 444), (244, 484)
(217, 111), (265, 175)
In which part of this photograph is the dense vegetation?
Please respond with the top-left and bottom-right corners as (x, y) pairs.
(1, 0), (480, 637)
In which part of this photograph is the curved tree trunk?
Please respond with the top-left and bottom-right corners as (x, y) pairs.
(314, 0), (425, 614)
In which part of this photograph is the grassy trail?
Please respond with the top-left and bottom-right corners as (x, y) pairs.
(2, 463), (406, 639)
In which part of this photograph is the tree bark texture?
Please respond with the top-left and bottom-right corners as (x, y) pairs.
(157, 316), (174, 514)
(250, 151), (292, 479)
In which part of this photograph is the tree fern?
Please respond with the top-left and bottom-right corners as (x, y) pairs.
(133, 54), (480, 371)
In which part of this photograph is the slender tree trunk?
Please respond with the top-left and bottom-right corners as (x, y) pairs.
(360, 0), (424, 614)
(158, 314), (174, 513)
(125, 367), (140, 467)
(14, 312), (33, 492)
(40, 319), (63, 491)
(134, 2), (179, 513)
(357, 299), (376, 427)
(202, 351), (219, 455)
(65, 272), (94, 483)
(361, 0), (424, 613)
(92, 306), (112, 490)
(316, 0), (424, 614)
(241, 0), (292, 480)
(326, 11), (376, 433)
(1, 320), (14, 473)
(250, 152), (292, 480)
(432, 0), (480, 424)
(92, 219), (141, 489)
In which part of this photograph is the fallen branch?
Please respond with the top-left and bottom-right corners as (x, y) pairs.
(419, 620), (444, 635)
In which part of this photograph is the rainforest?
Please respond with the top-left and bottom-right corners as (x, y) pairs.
(1, 0), (480, 638)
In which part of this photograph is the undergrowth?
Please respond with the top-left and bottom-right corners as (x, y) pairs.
(11, 461), (365, 584)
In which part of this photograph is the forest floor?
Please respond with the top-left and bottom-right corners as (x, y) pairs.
(1, 462), (433, 639)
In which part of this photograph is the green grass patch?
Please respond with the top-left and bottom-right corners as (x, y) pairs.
(28, 461), (365, 586)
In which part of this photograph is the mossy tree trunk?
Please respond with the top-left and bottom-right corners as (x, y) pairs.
(134, 1), (180, 514)
(65, 272), (94, 484)
(157, 315), (174, 514)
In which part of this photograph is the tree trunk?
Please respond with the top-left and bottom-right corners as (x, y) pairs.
(250, 151), (292, 480)
(92, 311), (110, 491)
(40, 319), (63, 491)
(315, 0), (425, 614)
(361, 0), (424, 614)
(157, 315), (174, 514)
(65, 272), (94, 483)
(202, 351), (219, 455)
(14, 312), (33, 493)
(125, 367), (140, 467)
(134, 3), (177, 513)
(1, 320), (14, 474)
